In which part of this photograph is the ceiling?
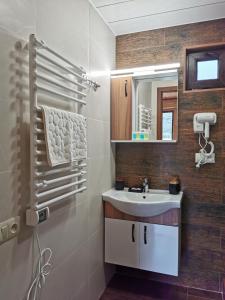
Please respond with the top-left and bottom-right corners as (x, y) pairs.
(91, 0), (225, 35)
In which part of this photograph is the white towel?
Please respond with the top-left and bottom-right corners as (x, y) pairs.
(41, 105), (87, 167)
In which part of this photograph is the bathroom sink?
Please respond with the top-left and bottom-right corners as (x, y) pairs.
(102, 188), (183, 217)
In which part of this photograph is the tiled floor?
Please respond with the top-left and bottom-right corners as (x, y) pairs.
(100, 274), (223, 300)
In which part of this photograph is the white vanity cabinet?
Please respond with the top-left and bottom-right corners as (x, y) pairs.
(139, 223), (179, 276)
(105, 218), (179, 276)
(105, 218), (140, 268)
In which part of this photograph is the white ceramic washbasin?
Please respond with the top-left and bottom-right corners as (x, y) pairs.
(102, 188), (183, 217)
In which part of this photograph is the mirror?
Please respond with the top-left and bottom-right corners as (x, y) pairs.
(133, 70), (178, 142)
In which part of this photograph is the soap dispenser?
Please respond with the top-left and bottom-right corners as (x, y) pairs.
(169, 175), (181, 195)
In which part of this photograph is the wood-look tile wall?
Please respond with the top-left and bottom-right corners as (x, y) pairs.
(115, 18), (225, 293)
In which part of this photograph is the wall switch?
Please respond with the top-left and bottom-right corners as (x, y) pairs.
(0, 216), (20, 245)
(26, 207), (50, 226)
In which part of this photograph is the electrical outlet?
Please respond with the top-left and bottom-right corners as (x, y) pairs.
(206, 153), (215, 163)
(0, 216), (20, 245)
(195, 153), (215, 164)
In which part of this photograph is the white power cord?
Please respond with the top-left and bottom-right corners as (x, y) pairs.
(27, 230), (52, 300)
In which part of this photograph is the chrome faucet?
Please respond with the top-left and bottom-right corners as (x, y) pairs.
(143, 178), (149, 193)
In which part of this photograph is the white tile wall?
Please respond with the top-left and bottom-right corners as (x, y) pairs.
(0, 0), (36, 39)
(0, 0), (115, 299)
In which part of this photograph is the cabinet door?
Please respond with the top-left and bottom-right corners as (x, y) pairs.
(105, 218), (139, 268)
(140, 223), (179, 276)
(111, 76), (132, 140)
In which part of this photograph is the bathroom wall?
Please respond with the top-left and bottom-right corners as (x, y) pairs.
(116, 18), (225, 295)
(0, 1), (115, 300)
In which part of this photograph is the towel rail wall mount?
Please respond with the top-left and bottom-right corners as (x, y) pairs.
(26, 34), (94, 226)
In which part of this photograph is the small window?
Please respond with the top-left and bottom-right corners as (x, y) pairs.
(197, 60), (218, 81)
(162, 111), (173, 140)
(186, 44), (225, 90)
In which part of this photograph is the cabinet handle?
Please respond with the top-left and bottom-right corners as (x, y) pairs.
(144, 226), (147, 244)
(132, 224), (135, 242)
(125, 80), (128, 97)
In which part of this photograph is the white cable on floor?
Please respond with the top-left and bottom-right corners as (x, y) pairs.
(26, 230), (52, 300)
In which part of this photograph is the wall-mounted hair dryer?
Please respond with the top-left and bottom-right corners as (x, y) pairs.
(193, 112), (217, 168)
(193, 112), (217, 139)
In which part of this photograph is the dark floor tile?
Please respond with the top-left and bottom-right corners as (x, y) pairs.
(101, 288), (154, 300)
(100, 274), (187, 300)
(188, 288), (222, 300)
(117, 266), (220, 292)
(188, 296), (221, 300)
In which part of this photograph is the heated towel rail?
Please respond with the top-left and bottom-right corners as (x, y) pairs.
(27, 34), (97, 224)
(138, 104), (152, 132)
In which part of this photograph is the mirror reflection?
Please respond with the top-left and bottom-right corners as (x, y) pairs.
(134, 71), (178, 141)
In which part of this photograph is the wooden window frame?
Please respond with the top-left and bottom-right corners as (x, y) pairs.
(157, 86), (178, 141)
(185, 43), (225, 91)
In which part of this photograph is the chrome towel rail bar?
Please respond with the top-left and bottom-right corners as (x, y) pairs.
(36, 62), (87, 89)
(36, 51), (84, 81)
(35, 171), (87, 188)
(36, 84), (87, 105)
(36, 74), (87, 97)
(35, 38), (100, 91)
(36, 178), (87, 198)
(35, 187), (87, 210)
(35, 164), (87, 177)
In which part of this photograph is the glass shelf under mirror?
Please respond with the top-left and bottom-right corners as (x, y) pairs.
(111, 140), (177, 143)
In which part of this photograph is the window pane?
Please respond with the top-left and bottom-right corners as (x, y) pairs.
(162, 112), (173, 140)
(197, 60), (218, 80)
